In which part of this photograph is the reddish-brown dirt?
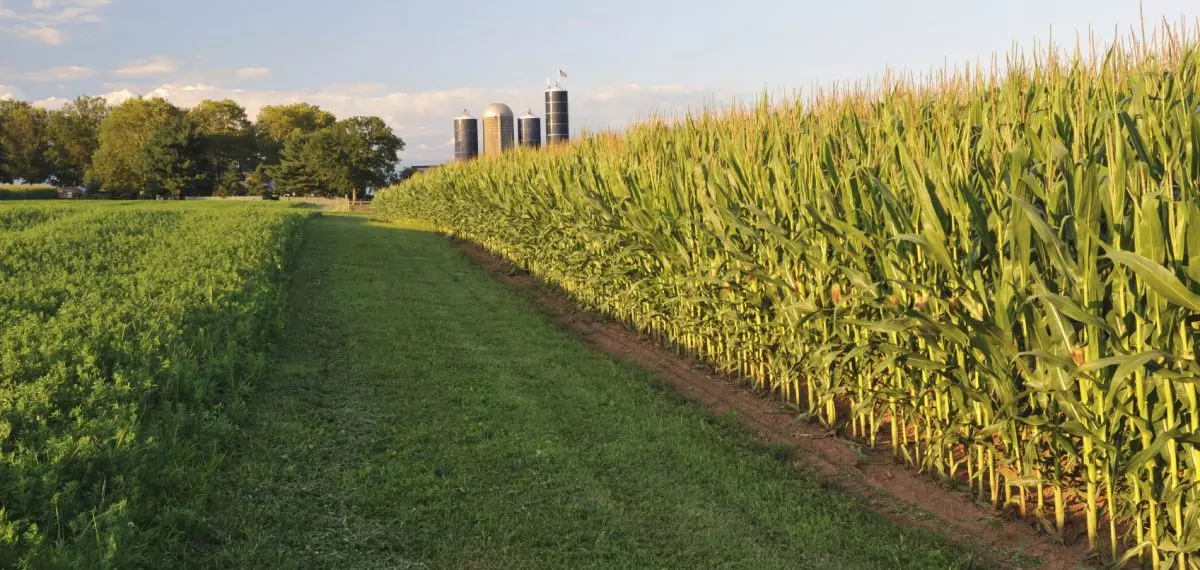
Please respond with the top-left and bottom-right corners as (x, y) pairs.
(452, 237), (1096, 570)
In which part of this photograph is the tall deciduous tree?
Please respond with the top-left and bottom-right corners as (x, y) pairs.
(143, 114), (208, 199)
(336, 116), (404, 194)
(189, 99), (255, 177)
(310, 117), (404, 199)
(88, 97), (184, 196)
(0, 100), (51, 183)
(270, 117), (403, 199)
(44, 96), (108, 188)
(255, 103), (336, 165)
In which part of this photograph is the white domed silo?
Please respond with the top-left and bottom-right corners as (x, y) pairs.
(482, 102), (515, 156)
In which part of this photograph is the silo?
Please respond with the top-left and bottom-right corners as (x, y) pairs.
(453, 110), (479, 161)
(517, 110), (541, 149)
(545, 87), (569, 145)
(482, 102), (515, 155)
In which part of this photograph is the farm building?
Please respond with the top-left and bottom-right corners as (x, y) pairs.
(56, 187), (87, 199)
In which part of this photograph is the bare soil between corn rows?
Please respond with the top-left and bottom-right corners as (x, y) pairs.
(451, 237), (1093, 570)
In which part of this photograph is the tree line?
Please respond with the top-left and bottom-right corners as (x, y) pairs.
(0, 96), (404, 199)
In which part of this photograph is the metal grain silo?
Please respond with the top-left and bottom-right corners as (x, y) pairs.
(453, 110), (479, 161)
(517, 110), (541, 149)
(545, 87), (569, 145)
(482, 102), (515, 155)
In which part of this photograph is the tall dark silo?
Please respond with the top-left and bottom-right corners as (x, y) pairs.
(518, 110), (541, 149)
(482, 103), (515, 155)
(453, 110), (479, 161)
(545, 87), (569, 145)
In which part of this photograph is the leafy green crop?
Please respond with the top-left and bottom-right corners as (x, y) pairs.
(0, 201), (312, 567)
(376, 26), (1200, 567)
(0, 185), (56, 200)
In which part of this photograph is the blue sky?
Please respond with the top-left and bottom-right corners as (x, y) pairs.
(2, 0), (1200, 162)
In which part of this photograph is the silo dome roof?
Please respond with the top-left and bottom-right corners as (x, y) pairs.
(482, 102), (514, 118)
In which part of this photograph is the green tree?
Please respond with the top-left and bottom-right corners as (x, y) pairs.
(0, 118), (7, 182)
(245, 164), (272, 197)
(296, 126), (354, 197)
(45, 96), (109, 188)
(269, 134), (321, 196)
(212, 162), (243, 196)
(255, 103), (335, 165)
(189, 99), (254, 187)
(88, 97), (185, 197)
(0, 100), (51, 183)
(395, 165), (420, 182)
(143, 114), (208, 199)
(335, 116), (404, 195)
(278, 117), (403, 199)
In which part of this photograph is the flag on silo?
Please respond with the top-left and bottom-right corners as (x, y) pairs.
(558, 69), (568, 79)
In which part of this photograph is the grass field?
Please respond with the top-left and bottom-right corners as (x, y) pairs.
(0, 201), (311, 567)
(196, 214), (992, 569)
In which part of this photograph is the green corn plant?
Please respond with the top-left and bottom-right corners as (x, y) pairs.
(375, 22), (1200, 567)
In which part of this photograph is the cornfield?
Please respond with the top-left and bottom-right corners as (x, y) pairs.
(375, 23), (1200, 567)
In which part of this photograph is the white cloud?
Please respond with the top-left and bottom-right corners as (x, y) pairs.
(318, 82), (388, 96)
(42, 81), (738, 162)
(33, 90), (134, 109)
(2, 0), (111, 44)
(27, 0), (112, 15)
(19, 25), (65, 45)
(99, 88), (137, 105)
(115, 56), (179, 77)
(32, 96), (69, 110)
(24, 65), (96, 82)
(235, 67), (270, 79)
(0, 85), (26, 100)
(127, 65), (252, 86)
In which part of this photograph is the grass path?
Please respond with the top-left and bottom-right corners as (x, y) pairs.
(197, 214), (983, 569)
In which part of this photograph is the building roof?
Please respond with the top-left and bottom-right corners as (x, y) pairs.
(482, 102), (514, 118)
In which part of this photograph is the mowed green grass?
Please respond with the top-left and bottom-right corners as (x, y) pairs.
(198, 214), (990, 569)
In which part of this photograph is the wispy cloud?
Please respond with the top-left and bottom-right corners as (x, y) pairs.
(130, 65), (273, 86)
(1, 0), (113, 45)
(235, 67), (270, 79)
(23, 65), (96, 82)
(19, 25), (65, 45)
(32, 81), (737, 162)
(115, 56), (179, 77)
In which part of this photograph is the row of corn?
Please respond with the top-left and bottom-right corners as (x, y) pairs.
(375, 26), (1200, 567)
